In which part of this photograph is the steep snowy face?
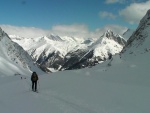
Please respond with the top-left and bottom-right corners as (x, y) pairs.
(0, 28), (41, 76)
(104, 30), (126, 46)
(91, 30), (126, 60)
(122, 9), (150, 55)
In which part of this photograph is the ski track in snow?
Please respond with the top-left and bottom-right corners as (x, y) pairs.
(35, 91), (96, 113)
(23, 77), (98, 113)
(0, 76), (98, 113)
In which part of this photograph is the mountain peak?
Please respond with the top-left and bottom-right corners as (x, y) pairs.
(0, 27), (2, 31)
(0, 27), (9, 40)
(0, 27), (4, 35)
(45, 34), (64, 42)
(106, 29), (113, 33)
(103, 29), (114, 38)
(101, 29), (126, 46)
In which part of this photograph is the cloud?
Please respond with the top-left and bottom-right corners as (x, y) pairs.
(0, 24), (127, 40)
(99, 11), (116, 19)
(0, 25), (50, 38)
(0, 24), (90, 39)
(105, 0), (125, 4)
(119, 0), (150, 24)
(51, 24), (89, 38)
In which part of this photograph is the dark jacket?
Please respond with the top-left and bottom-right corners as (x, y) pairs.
(31, 72), (38, 82)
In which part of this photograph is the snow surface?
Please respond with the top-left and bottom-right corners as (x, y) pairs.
(0, 50), (149, 113)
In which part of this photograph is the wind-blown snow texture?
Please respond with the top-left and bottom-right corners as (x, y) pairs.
(0, 9), (150, 113)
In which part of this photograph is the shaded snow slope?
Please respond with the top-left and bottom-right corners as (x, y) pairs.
(0, 28), (43, 76)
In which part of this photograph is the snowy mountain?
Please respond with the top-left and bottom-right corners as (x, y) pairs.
(10, 30), (126, 72)
(61, 30), (126, 70)
(92, 30), (126, 58)
(10, 34), (89, 72)
(0, 28), (43, 76)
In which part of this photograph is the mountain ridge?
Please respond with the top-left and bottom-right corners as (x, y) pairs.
(9, 29), (126, 72)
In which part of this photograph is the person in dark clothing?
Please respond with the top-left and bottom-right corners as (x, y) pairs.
(31, 72), (39, 92)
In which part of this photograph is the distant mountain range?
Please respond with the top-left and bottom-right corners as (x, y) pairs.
(0, 9), (150, 74)
(9, 29), (127, 72)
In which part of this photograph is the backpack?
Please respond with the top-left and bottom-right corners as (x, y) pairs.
(31, 73), (38, 81)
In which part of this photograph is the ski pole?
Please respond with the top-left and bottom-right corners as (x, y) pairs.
(38, 80), (40, 91)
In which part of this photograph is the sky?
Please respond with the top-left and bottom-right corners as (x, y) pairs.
(0, 0), (150, 38)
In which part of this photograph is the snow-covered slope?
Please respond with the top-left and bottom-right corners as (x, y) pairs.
(0, 28), (43, 76)
(0, 38), (149, 113)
